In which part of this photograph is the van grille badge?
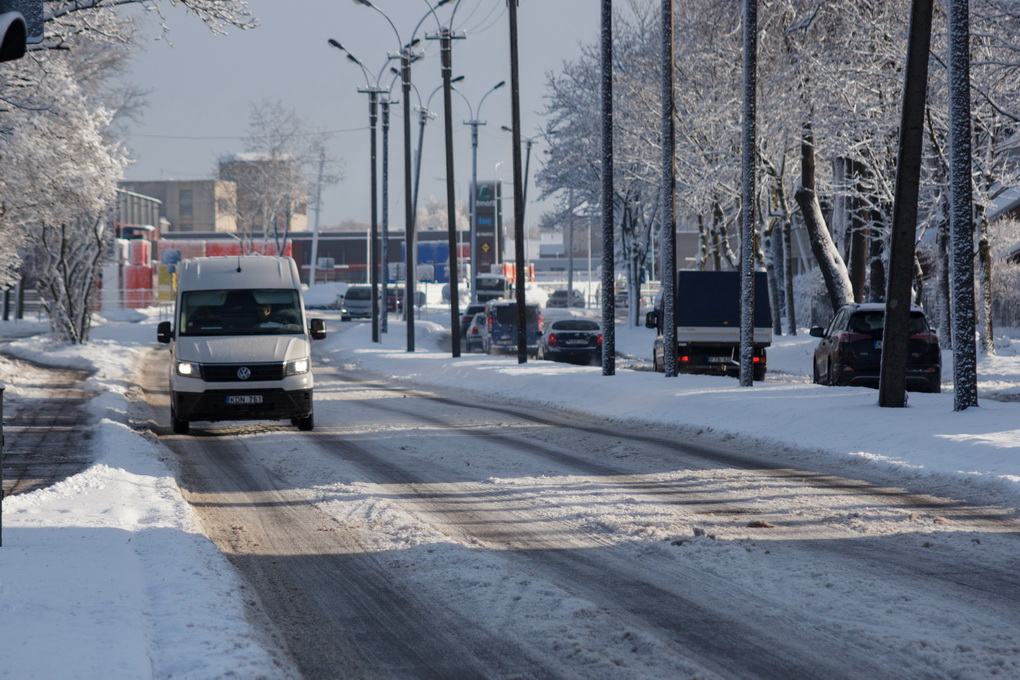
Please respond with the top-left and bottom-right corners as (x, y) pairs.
(237, 366), (252, 380)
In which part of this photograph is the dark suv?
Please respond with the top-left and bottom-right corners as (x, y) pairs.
(810, 303), (941, 393)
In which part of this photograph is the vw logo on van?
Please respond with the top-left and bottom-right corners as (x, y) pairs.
(237, 366), (252, 380)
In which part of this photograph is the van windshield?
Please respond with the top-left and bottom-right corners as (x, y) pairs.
(180, 289), (303, 336)
(345, 287), (371, 301)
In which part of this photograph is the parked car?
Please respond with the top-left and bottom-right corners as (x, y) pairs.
(810, 302), (941, 393)
(460, 303), (487, 339)
(537, 318), (602, 365)
(483, 299), (543, 357)
(464, 312), (487, 353)
(386, 286), (404, 313)
(547, 288), (586, 308)
(339, 285), (373, 321)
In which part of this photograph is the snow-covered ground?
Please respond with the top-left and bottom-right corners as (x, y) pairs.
(2, 297), (1019, 679)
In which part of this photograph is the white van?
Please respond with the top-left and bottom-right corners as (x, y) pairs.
(156, 256), (327, 434)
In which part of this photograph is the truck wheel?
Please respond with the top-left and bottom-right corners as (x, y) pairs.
(294, 413), (314, 431)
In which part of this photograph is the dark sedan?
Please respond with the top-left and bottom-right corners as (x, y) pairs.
(547, 288), (585, 308)
(810, 302), (941, 393)
(536, 318), (602, 365)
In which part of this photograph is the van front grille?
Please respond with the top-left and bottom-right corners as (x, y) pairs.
(201, 363), (285, 382)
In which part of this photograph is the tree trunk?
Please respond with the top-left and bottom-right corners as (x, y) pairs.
(868, 227), (887, 303)
(935, 213), (953, 347)
(794, 124), (854, 315)
(977, 208), (995, 354)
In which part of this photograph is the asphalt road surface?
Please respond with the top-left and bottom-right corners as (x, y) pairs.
(137, 344), (1020, 679)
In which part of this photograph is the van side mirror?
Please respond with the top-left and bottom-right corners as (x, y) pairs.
(157, 321), (172, 344)
(309, 318), (327, 340)
(809, 326), (825, 338)
(644, 310), (659, 329)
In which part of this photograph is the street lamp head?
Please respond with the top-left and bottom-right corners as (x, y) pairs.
(353, 0), (373, 7)
(501, 125), (512, 133)
(346, 54), (361, 66)
(327, 38), (343, 51)
(494, 80), (506, 90)
(451, 75), (465, 84)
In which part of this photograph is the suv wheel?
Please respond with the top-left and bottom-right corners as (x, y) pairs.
(171, 403), (190, 435)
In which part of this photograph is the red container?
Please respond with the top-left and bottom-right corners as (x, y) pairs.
(128, 239), (151, 266)
(124, 264), (153, 290)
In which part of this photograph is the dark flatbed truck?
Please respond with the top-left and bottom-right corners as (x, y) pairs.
(645, 270), (773, 380)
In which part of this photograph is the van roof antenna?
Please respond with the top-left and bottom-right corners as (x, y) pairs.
(228, 233), (243, 272)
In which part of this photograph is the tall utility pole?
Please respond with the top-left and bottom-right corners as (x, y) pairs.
(879, 0), (934, 407)
(380, 97), (391, 334)
(739, 0), (758, 387)
(948, 0), (979, 411)
(660, 0), (677, 378)
(508, 0), (528, 364)
(308, 148), (326, 288)
(600, 0), (615, 376)
(429, 25), (465, 358)
(364, 87), (382, 344)
(401, 47), (417, 352)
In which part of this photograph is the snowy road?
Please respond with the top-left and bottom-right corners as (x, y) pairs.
(141, 345), (1020, 679)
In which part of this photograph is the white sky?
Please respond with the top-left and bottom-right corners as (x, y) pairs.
(119, 0), (604, 229)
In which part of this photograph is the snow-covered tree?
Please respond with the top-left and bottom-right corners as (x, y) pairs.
(217, 101), (338, 254)
(0, 0), (254, 341)
(0, 55), (126, 342)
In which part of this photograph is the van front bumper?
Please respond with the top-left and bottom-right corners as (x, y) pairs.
(174, 388), (313, 423)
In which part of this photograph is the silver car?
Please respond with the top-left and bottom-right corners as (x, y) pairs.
(340, 285), (373, 321)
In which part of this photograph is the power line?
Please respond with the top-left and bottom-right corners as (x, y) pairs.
(131, 126), (367, 141)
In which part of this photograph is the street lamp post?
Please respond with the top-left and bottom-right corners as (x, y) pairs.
(353, 0), (449, 352)
(456, 81), (505, 304)
(500, 126), (537, 228)
(327, 38), (387, 344)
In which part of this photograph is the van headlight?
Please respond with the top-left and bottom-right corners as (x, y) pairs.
(176, 360), (201, 377)
(285, 357), (310, 375)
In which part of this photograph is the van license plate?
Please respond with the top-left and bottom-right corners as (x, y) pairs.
(227, 395), (262, 405)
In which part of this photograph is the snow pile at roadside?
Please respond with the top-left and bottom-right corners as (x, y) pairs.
(0, 316), (291, 679)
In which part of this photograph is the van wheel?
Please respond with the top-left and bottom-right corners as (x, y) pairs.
(294, 413), (314, 431)
(171, 405), (190, 435)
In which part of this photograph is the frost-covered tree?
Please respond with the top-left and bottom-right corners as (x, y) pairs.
(540, 2), (663, 327)
(218, 100), (339, 254)
(0, 0), (255, 341)
(0, 56), (126, 342)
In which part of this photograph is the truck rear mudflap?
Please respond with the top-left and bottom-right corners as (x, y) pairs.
(175, 388), (313, 422)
